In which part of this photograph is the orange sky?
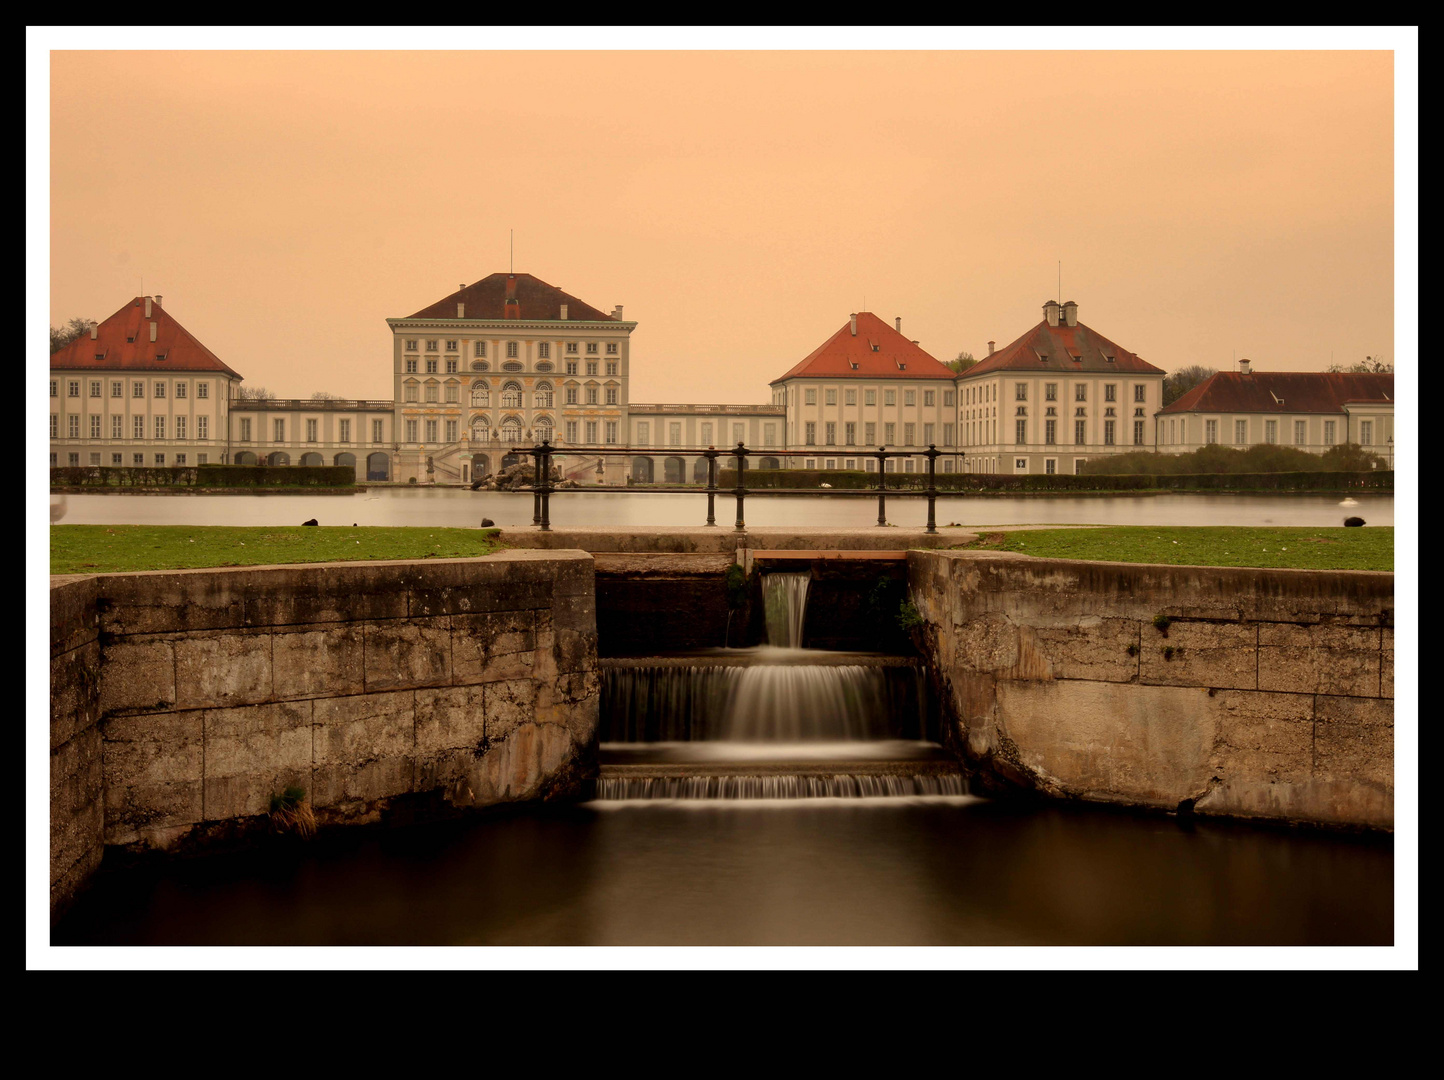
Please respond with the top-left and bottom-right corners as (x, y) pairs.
(49, 49), (1396, 404)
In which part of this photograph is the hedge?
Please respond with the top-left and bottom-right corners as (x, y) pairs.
(718, 468), (1391, 493)
(51, 465), (355, 488)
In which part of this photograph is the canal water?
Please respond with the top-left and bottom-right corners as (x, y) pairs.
(54, 488), (1395, 529)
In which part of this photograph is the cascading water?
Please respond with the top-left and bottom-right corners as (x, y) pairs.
(597, 566), (966, 800)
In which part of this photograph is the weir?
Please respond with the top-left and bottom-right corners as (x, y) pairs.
(595, 567), (966, 800)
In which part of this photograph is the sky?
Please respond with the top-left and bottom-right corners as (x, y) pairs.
(46, 40), (1402, 405)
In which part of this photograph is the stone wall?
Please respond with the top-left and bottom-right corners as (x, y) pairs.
(50, 576), (104, 918)
(908, 551), (1394, 829)
(50, 551), (599, 913)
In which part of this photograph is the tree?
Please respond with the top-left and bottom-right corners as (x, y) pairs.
(1162, 365), (1217, 407)
(1320, 442), (1389, 471)
(50, 317), (96, 354)
(947, 351), (978, 374)
(235, 385), (276, 400)
(309, 391), (345, 401)
(1327, 355), (1393, 374)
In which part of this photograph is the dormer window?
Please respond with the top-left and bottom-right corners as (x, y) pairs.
(850, 362), (859, 370)
(1104, 355), (1116, 364)
(155, 353), (167, 361)
(896, 361), (906, 370)
(126, 336), (135, 343)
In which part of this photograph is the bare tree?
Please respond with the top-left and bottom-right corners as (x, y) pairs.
(50, 317), (96, 354)
(1163, 365), (1217, 406)
(309, 391), (346, 401)
(1327, 355), (1393, 374)
(235, 385), (277, 400)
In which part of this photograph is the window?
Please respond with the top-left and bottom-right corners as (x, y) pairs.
(110, 381), (122, 398)
(805, 422), (816, 446)
(175, 454), (186, 465)
(1294, 420), (1307, 446)
(1045, 383), (1058, 401)
(944, 391), (955, 407)
(68, 380), (79, 398)
(1265, 420), (1277, 444)
(1045, 458), (1056, 475)
(1045, 419), (1056, 445)
(175, 382), (187, 399)
(426, 340), (438, 352)
(764, 423), (776, 447)
(586, 342), (598, 355)
(133, 381), (144, 398)
(240, 418), (252, 441)
(865, 390), (877, 406)
(273, 419), (285, 442)
(446, 359), (458, 374)
(405, 358), (418, 373)
(306, 419), (318, 442)
(1074, 384), (1087, 402)
(605, 387), (618, 405)
(133, 453), (143, 465)
(565, 421), (578, 443)
(50, 414), (58, 438)
(68, 453), (79, 466)
(1106, 420), (1117, 445)
(1134, 385), (1146, 403)
(425, 419), (438, 442)
(112, 454), (122, 465)
(372, 419), (385, 443)
(445, 340), (458, 352)
(586, 386), (599, 405)
(175, 416), (187, 439)
(88, 380), (101, 398)
(404, 383), (418, 403)
(943, 423), (955, 447)
(425, 359), (438, 374)
(904, 390), (916, 406)
(825, 388), (837, 405)
(845, 389), (857, 405)
(923, 423), (934, 445)
(445, 383), (459, 403)
(1105, 384), (1117, 402)
(845, 422), (856, 445)
(1015, 383), (1027, 401)
(1133, 420), (1145, 446)
(198, 416), (209, 440)
(1360, 421), (1373, 446)
(586, 361), (599, 376)
(1203, 419), (1216, 445)
(805, 389), (817, 405)
(154, 382), (166, 398)
(884, 422), (895, 444)
(155, 416), (166, 439)
(586, 421), (598, 444)
(865, 422), (876, 444)
(924, 390), (935, 407)
(1075, 420), (1086, 445)
(668, 422), (682, 446)
(884, 390), (896, 406)
(1016, 419), (1027, 445)
(606, 343), (618, 355)
(538, 342), (549, 359)
(605, 421), (618, 444)
(566, 342), (578, 355)
(197, 454), (208, 464)
(406, 340), (418, 351)
(1324, 421), (1336, 446)
(1015, 459), (1028, 472)
(425, 383), (439, 403)
(50, 380), (58, 398)
(565, 387), (578, 405)
(606, 361), (618, 376)
(565, 360), (578, 376)
(507, 342), (519, 358)
(405, 419), (418, 442)
(904, 423), (916, 445)
(475, 341), (487, 357)
(825, 422), (836, 445)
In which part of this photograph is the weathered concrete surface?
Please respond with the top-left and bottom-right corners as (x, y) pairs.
(503, 526), (976, 554)
(51, 551), (600, 884)
(50, 577), (104, 918)
(910, 551), (1394, 828)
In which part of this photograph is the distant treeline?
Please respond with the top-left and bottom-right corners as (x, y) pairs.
(1079, 443), (1388, 475)
(51, 465), (355, 489)
(718, 468), (1391, 493)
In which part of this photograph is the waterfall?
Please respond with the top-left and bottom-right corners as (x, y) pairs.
(763, 572), (810, 648)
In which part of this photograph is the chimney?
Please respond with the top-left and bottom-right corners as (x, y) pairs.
(144, 297), (152, 317)
(988, 340), (995, 355)
(1043, 300), (1060, 327)
(1063, 300), (1078, 327)
(613, 305), (624, 320)
(895, 316), (902, 333)
(1239, 358), (1252, 375)
(850, 313), (858, 336)
(154, 294), (162, 308)
(560, 304), (568, 320)
(90, 324), (98, 340)
(149, 321), (157, 342)
(460, 284), (466, 292)
(457, 303), (465, 318)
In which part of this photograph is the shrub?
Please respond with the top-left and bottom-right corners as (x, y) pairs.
(268, 786), (316, 838)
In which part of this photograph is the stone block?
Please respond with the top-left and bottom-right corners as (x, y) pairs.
(363, 617), (451, 691)
(1257, 622), (1381, 697)
(1211, 689), (1315, 783)
(452, 610), (536, 682)
(414, 684), (487, 757)
(1140, 619), (1256, 689)
(950, 613), (1020, 673)
(202, 700), (314, 820)
(99, 636), (176, 713)
(173, 629), (273, 709)
(102, 711), (204, 844)
(1314, 695), (1393, 788)
(271, 623), (366, 698)
(485, 679), (537, 742)
(1028, 616), (1139, 683)
(311, 690), (415, 808)
(51, 726), (103, 884)
(51, 640), (102, 750)
(413, 578), (552, 619)
(1381, 628), (1393, 699)
(51, 576), (99, 658)
(470, 722), (576, 803)
(97, 569), (248, 635)
(551, 592), (595, 633)
(242, 564), (409, 626)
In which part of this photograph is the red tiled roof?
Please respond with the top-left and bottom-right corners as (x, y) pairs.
(771, 312), (956, 383)
(49, 297), (242, 379)
(958, 319), (1165, 379)
(1161, 371), (1394, 415)
(405, 273), (619, 322)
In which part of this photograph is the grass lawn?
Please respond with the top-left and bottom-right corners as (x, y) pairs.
(51, 525), (503, 575)
(957, 526), (1393, 572)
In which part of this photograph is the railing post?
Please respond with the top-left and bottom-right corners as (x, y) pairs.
(925, 444), (939, 534)
(538, 440), (552, 531)
(531, 443), (542, 526)
(705, 450), (717, 527)
(876, 446), (888, 526)
(733, 441), (748, 532)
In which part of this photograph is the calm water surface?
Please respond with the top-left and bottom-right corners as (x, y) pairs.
(53, 799), (1392, 946)
(57, 488), (1395, 530)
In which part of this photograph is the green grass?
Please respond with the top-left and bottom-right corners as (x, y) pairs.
(51, 525), (503, 575)
(957, 526), (1393, 572)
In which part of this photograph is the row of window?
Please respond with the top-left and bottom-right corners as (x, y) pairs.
(52, 379), (212, 400)
(402, 382), (619, 406)
(802, 457), (963, 475)
(235, 418), (387, 444)
(405, 339), (619, 357)
(51, 414), (212, 440)
(1182, 418), (1370, 446)
(803, 421), (957, 447)
(54, 452), (209, 466)
(633, 421), (777, 447)
(403, 356), (619, 377)
(801, 387), (952, 408)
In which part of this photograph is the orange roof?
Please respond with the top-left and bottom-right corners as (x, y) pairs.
(1161, 371), (1394, 415)
(771, 312), (956, 383)
(50, 297), (242, 379)
(960, 318), (1164, 379)
(404, 272), (619, 322)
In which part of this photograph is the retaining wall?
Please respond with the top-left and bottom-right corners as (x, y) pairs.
(908, 551), (1394, 828)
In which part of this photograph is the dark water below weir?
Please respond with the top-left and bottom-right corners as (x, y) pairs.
(52, 800), (1393, 946)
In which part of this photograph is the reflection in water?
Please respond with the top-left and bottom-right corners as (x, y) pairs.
(56, 489), (1396, 530)
(53, 800), (1393, 946)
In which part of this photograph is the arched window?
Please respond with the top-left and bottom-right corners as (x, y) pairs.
(535, 381), (554, 408)
(535, 416), (554, 443)
(471, 415), (491, 439)
(470, 383), (490, 407)
(501, 382), (523, 408)
(501, 416), (522, 443)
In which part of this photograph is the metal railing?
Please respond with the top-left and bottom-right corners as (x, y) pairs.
(516, 442), (948, 533)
